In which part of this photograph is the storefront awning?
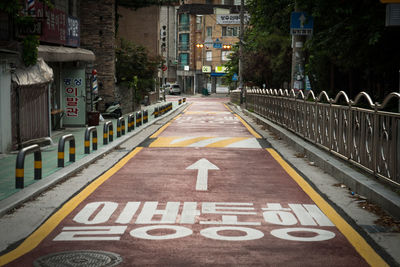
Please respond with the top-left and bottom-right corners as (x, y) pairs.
(211, 72), (226, 77)
(12, 58), (53, 86)
(38, 45), (95, 62)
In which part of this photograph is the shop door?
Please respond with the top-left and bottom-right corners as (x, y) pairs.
(62, 69), (86, 126)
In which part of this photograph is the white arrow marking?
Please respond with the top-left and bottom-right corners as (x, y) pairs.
(186, 158), (220, 191)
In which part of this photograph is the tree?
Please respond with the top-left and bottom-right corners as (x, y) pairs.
(224, 0), (293, 89)
(116, 38), (162, 106)
(298, 0), (400, 99)
(231, 0), (400, 101)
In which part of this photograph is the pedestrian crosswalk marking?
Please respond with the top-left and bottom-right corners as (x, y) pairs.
(149, 137), (261, 148)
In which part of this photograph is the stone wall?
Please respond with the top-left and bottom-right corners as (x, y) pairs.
(79, 0), (116, 108)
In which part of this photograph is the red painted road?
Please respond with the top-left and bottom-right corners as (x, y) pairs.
(1, 98), (384, 266)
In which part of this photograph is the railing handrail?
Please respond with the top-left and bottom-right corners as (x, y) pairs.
(234, 89), (400, 188)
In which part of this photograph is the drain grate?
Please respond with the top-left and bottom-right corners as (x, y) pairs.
(33, 250), (122, 267)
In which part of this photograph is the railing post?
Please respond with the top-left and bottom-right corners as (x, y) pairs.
(58, 134), (76, 167)
(15, 144), (42, 188)
(103, 121), (113, 145)
(373, 104), (379, 176)
(84, 126), (98, 154)
(128, 114), (135, 132)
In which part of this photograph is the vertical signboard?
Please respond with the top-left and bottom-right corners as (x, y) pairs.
(62, 69), (86, 126)
(66, 16), (80, 47)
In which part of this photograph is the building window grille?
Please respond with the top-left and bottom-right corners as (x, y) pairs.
(179, 53), (189, 69)
(222, 26), (239, 37)
(179, 33), (189, 51)
(179, 13), (190, 31)
(196, 15), (202, 31)
(222, 51), (233, 61)
(206, 51), (212, 61)
(206, 27), (212, 37)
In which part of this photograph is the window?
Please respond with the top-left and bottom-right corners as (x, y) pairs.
(206, 51), (212, 61)
(222, 26), (239, 37)
(179, 53), (189, 69)
(179, 33), (189, 51)
(206, 27), (212, 37)
(222, 0), (233, 5)
(179, 14), (189, 31)
(222, 51), (233, 61)
(196, 15), (202, 31)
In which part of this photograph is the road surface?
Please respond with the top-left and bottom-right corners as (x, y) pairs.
(0, 98), (388, 266)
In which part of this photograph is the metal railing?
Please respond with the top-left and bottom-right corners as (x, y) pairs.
(231, 89), (400, 187)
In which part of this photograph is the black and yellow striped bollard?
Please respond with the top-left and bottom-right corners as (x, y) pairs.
(84, 126), (98, 154)
(15, 144), (42, 189)
(58, 134), (76, 168)
(117, 117), (125, 137)
(143, 110), (148, 123)
(128, 113), (135, 132)
(103, 121), (113, 145)
(136, 111), (142, 127)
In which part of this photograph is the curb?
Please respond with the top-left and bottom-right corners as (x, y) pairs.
(229, 103), (400, 220)
(0, 103), (188, 217)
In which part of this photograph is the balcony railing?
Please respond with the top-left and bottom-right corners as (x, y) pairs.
(231, 89), (400, 188)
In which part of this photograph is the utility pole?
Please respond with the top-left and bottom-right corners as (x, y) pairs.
(239, 0), (244, 104)
(290, 3), (306, 90)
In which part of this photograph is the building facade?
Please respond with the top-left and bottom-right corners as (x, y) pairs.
(176, 1), (243, 94)
(0, 0), (96, 152)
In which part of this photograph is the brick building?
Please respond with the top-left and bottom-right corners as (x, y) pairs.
(176, 1), (243, 94)
(80, 0), (116, 106)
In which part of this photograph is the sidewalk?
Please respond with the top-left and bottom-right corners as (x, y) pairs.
(0, 98), (187, 212)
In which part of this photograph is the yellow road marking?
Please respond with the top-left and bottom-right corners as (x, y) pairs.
(266, 148), (388, 267)
(0, 147), (143, 266)
(206, 137), (249, 147)
(183, 103), (192, 113)
(150, 114), (182, 138)
(234, 114), (261, 138)
(149, 137), (209, 147)
(224, 104), (233, 113)
(223, 104), (261, 138)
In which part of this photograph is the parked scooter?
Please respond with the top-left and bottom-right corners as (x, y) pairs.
(103, 101), (122, 118)
(93, 96), (122, 119)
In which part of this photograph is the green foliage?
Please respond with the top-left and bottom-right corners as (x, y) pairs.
(226, 0), (292, 88)
(0, 0), (22, 14)
(1, 0), (52, 67)
(298, 0), (400, 98)
(22, 35), (39, 67)
(116, 38), (162, 102)
(238, 0), (399, 99)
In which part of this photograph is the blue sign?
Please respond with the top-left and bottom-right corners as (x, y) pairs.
(213, 43), (222, 49)
(290, 12), (314, 35)
(213, 38), (222, 49)
(232, 73), (238, 81)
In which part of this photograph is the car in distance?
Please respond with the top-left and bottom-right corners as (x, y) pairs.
(169, 84), (181, 95)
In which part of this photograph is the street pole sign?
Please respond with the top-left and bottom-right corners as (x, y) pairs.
(290, 12), (314, 35)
